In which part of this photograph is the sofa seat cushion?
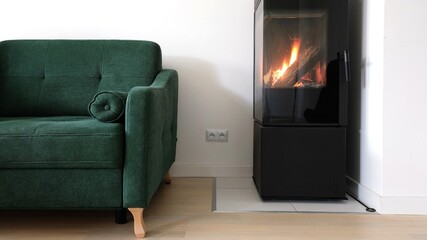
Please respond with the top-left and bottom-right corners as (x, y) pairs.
(0, 116), (124, 169)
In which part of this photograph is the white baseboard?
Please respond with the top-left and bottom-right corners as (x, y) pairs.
(346, 176), (382, 212)
(347, 177), (427, 215)
(380, 197), (427, 215)
(170, 163), (253, 178)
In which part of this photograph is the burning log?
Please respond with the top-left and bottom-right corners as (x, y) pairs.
(272, 46), (321, 87)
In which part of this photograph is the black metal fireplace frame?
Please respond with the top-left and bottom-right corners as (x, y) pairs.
(253, 0), (349, 200)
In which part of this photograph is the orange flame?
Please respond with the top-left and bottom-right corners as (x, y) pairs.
(294, 82), (305, 88)
(289, 39), (301, 65)
(272, 39), (301, 85)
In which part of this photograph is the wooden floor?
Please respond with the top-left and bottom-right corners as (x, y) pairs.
(1, 178), (427, 239)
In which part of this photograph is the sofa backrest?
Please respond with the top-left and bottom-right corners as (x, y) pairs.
(0, 40), (162, 116)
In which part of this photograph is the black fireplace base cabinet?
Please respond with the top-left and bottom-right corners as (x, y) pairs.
(253, 122), (346, 199)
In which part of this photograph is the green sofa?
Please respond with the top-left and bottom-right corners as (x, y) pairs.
(0, 40), (178, 238)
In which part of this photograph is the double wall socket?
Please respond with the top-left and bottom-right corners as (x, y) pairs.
(206, 129), (229, 142)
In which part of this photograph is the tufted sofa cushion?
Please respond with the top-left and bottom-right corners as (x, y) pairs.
(0, 40), (161, 117)
(0, 116), (124, 168)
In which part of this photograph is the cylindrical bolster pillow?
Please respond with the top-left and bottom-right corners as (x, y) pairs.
(88, 91), (128, 123)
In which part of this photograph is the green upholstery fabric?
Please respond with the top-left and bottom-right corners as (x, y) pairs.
(0, 169), (122, 209)
(0, 40), (178, 212)
(123, 69), (178, 208)
(0, 116), (124, 168)
(89, 91), (128, 123)
(0, 40), (161, 117)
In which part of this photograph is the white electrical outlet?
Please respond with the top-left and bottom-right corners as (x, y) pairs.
(206, 129), (228, 142)
(206, 129), (217, 141)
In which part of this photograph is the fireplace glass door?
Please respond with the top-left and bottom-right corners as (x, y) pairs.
(254, 0), (349, 126)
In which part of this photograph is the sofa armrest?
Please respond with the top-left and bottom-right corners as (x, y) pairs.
(123, 69), (178, 208)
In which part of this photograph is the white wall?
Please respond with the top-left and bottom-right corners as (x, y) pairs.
(382, 0), (427, 214)
(347, 0), (385, 212)
(348, 0), (427, 214)
(0, 0), (255, 177)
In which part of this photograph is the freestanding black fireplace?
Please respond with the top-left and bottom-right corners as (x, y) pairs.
(253, 0), (349, 199)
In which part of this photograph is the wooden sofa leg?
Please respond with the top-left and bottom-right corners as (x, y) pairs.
(163, 171), (172, 184)
(129, 208), (146, 238)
